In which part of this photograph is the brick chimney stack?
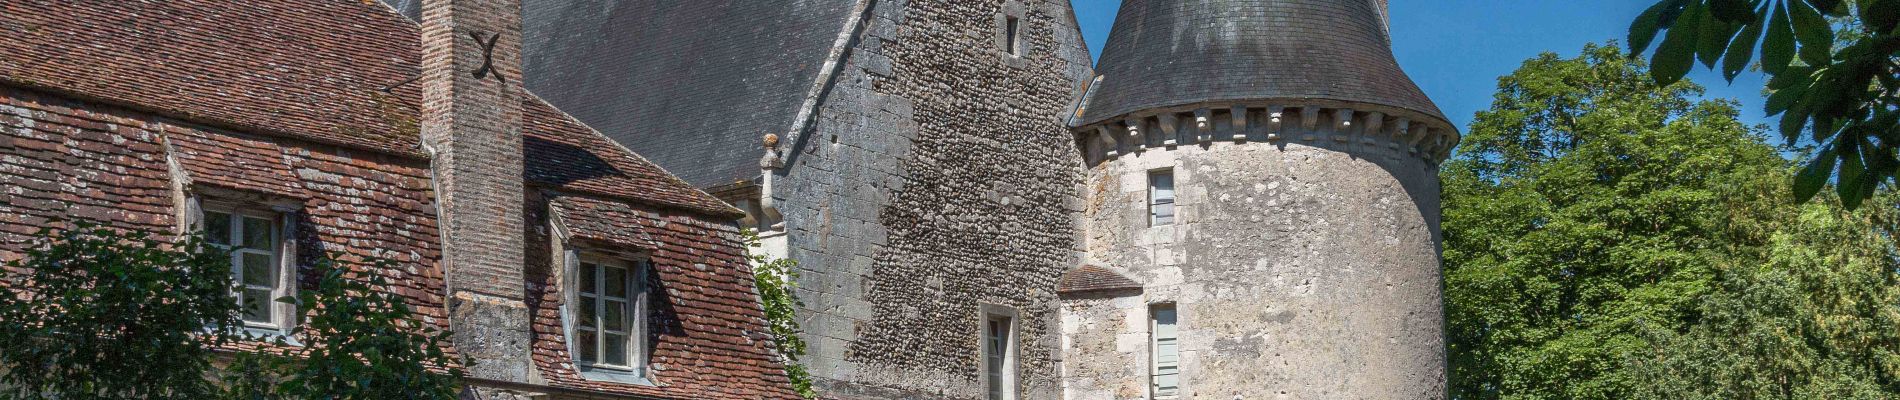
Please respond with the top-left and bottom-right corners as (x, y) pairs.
(418, 0), (532, 391)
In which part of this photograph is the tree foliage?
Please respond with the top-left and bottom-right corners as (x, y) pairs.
(744, 230), (815, 398)
(221, 255), (466, 400)
(1445, 44), (1900, 399)
(0, 222), (244, 400)
(1629, 0), (1900, 209)
(0, 223), (464, 399)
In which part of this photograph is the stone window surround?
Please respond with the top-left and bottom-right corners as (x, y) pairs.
(184, 185), (303, 340)
(1148, 302), (1181, 399)
(994, 1), (1028, 67)
(978, 303), (1021, 400)
(1147, 169), (1175, 227)
(557, 242), (655, 386)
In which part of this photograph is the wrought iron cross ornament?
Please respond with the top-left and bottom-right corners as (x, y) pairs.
(468, 31), (505, 84)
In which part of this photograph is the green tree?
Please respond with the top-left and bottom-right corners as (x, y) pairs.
(0, 222), (464, 399)
(1628, 0), (1900, 209)
(1444, 43), (1900, 399)
(0, 222), (245, 400)
(221, 254), (466, 400)
(1630, 196), (1900, 399)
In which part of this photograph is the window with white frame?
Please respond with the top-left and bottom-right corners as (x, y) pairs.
(1150, 303), (1181, 398)
(571, 255), (648, 375)
(982, 308), (1018, 400)
(1149, 170), (1176, 226)
(200, 204), (293, 329)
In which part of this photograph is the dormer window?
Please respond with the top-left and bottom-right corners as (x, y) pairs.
(567, 253), (650, 381)
(194, 198), (297, 332)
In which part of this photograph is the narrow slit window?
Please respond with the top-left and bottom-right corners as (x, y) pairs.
(1151, 304), (1180, 398)
(1004, 16), (1021, 56)
(1149, 170), (1176, 226)
(985, 313), (1017, 400)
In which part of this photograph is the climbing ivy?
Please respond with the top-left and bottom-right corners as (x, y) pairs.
(743, 230), (815, 398)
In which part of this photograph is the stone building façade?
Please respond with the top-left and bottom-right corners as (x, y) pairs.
(0, 0), (798, 399)
(505, 0), (1460, 399)
(0, 0), (1461, 398)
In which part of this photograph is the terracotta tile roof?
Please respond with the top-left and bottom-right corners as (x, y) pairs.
(546, 195), (658, 249)
(1057, 265), (1143, 296)
(0, 0), (741, 218)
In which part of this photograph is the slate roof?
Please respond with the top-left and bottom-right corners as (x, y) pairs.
(1081, 0), (1447, 125)
(385, 0), (859, 188)
(0, 0), (740, 218)
(1057, 265), (1143, 296)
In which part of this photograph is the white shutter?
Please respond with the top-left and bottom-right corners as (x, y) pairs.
(1151, 305), (1180, 398)
(562, 249), (581, 359)
(1149, 171), (1175, 226)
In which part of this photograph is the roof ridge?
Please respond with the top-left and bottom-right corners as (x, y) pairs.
(523, 90), (745, 218)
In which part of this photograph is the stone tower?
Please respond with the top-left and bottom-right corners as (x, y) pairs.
(1061, 0), (1459, 398)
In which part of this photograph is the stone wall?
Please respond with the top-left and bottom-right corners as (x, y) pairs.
(768, 0), (1094, 397)
(1069, 114), (1448, 399)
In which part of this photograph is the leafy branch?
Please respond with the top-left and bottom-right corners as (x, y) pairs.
(1629, 0), (1900, 209)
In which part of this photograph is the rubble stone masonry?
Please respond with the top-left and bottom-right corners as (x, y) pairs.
(767, 0), (1095, 398)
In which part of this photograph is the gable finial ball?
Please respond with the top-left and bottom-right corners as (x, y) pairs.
(763, 133), (781, 149)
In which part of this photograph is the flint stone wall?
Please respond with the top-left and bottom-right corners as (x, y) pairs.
(769, 0), (1093, 398)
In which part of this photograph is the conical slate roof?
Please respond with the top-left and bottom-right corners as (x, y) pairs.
(1080, 0), (1446, 125)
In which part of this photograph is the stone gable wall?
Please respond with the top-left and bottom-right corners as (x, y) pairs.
(769, 0), (1094, 398)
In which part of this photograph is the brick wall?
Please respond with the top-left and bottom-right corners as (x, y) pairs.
(419, 0), (533, 385)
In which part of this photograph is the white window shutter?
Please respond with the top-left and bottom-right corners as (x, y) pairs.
(563, 249), (581, 359)
(1152, 305), (1180, 398)
(1150, 171), (1176, 226)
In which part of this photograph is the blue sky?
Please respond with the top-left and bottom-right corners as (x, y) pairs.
(1069, 1), (1775, 131)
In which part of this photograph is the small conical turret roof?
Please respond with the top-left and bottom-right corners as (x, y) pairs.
(1080, 0), (1446, 125)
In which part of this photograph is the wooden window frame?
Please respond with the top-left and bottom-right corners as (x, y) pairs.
(195, 198), (297, 332)
(567, 252), (650, 377)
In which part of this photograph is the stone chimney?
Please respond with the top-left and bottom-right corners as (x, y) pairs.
(419, 0), (532, 390)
